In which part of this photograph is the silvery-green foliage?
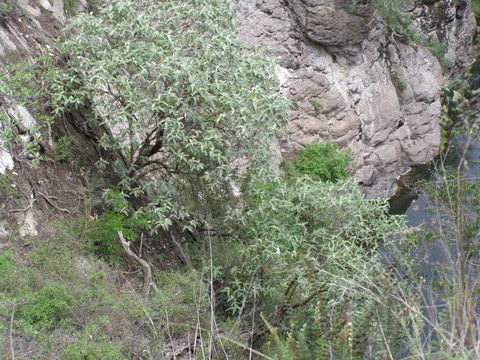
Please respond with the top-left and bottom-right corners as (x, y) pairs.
(226, 177), (405, 314)
(53, 0), (290, 231)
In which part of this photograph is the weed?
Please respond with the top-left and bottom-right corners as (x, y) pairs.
(311, 100), (324, 113)
(81, 212), (148, 264)
(0, 251), (15, 289)
(472, 0), (480, 20)
(152, 271), (209, 337)
(29, 244), (77, 281)
(0, 0), (15, 16)
(16, 282), (76, 330)
(395, 77), (407, 92)
(63, 318), (126, 360)
(292, 142), (352, 182)
(0, 174), (17, 201)
(64, 0), (75, 11)
(53, 136), (72, 161)
(377, 0), (450, 73)
(425, 40), (450, 73)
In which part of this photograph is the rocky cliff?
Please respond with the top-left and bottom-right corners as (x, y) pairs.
(238, 0), (477, 196)
(0, 0), (477, 204)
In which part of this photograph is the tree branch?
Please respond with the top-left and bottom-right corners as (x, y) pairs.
(118, 231), (159, 304)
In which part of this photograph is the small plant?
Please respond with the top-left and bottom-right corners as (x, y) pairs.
(64, 0), (75, 11)
(63, 319), (125, 360)
(16, 282), (76, 330)
(425, 40), (450, 73)
(82, 212), (148, 264)
(53, 136), (72, 161)
(0, 174), (17, 201)
(472, 0), (479, 20)
(395, 77), (407, 92)
(311, 100), (324, 113)
(377, 0), (417, 43)
(293, 142), (352, 182)
(377, 0), (450, 73)
(0, 0), (15, 16)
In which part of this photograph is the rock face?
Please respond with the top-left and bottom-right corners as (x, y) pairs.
(288, 0), (374, 46)
(238, 0), (476, 197)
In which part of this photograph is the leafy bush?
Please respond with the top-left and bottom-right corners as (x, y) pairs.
(63, 319), (126, 360)
(16, 283), (76, 330)
(82, 212), (148, 264)
(51, 0), (290, 233)
(472, 0), (480, 20)
(376, 0), (450, 72)
(377, 0), (418, 43)
(53, 136), (72, 161)
(0, 0), (15, 16)
(291, 142), (352, 182)
(0, 251), (15, 289)
(0, 54), (59, 166)
(425, 40), (449, 73)
(225, 176), (403, 319)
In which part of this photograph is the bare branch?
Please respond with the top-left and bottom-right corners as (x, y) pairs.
(118, 231), (159, 304)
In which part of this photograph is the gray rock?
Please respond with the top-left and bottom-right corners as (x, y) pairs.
(0, 149), (14, 174)
(287, 0), (374, 46)
(237, 0), (476, 198)
(7, 105), (37, 133)
(18, 207), (38, 237)
(355, 165), (377, 186)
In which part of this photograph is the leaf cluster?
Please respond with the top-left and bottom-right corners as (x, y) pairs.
(50, 0), (290, 233)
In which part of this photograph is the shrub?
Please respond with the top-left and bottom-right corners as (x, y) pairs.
(377, 0), (418, 43)
(51, 0), (290, 233)
(292, 142), (352, 182)
(63, 319), (126, 360)
(225, 176), (404, 326)
(53, 136), (72, 161)
(16, 283), (76, 330)
(0, 0), (15, 16)
(425, 40), (450, 73)
(152, 271), (209, 337)
(82, 212), (148, 264)
(0, 251), (15, 289)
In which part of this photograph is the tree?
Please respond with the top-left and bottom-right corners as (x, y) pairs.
(52, 0), (290, 231)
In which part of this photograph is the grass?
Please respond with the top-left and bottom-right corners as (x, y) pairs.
(0, 230), (150, 358)
(377, 0), (450, 72)
(0, 222), (262, 359)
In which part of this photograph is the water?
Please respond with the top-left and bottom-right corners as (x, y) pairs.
(390, 60), (480, 225)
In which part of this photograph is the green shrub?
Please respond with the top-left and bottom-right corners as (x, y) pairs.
(29, 244), (77, 281)
(311, 100), (323, 112)
(377, 0), (418, 43)
(52, 0), (290, 233)
(64, 0), (75, 10)
(0, 174), (18, 202)
(0, 0), (15, 16)
(425, 40), (450, 73)
(82, 212), (148, 264)
(0, 250), (14, 273)
(53, 136), (72, 161)
(63, 319), (125, 360)
(152, 271), (209, 337)
(472, 0), (479, 20)
(293, 142), (352, 182)
(0, 251), (15, 289)
(16, 283), (76, 330)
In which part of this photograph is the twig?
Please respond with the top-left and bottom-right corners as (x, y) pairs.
(10, 303), (16, 360)
(169, 231), (193, 269)
(139, 232), (144, 257)
(118, 231), (159, 304)
(39, 191), (71, 214)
